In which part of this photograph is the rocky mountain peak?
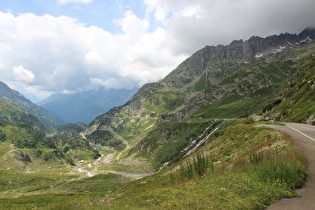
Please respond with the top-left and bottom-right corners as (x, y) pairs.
(161, 28), (315, 88)
(298, 27), (315, 40)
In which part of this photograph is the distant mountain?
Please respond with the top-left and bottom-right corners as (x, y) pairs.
(37, 88), (138, 123)
(21, 92), (41, 103)
(0, 81), (64, 129)
(83, 28), (315, 168)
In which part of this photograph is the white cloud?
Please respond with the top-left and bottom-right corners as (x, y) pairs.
(13, 65), (35, 83)
(62, 89), (75, 94)
(90, 78), (123, 90)
(57, 0), (93, 5)
(1, 0), (315, 100)
(0, 11), (185, 99)
(177, 5), (202, 19)
(25, 85), (53, 100)
(145, 0), (315, 55)
(115, 10), (149, 40)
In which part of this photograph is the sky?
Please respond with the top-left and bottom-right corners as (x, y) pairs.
(0, 0), (315, 102)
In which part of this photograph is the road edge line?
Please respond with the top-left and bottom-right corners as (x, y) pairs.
(286, 124), (315, 142)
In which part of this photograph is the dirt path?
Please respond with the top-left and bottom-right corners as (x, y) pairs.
(101, 126), (130, 160)
(267, 123), (315, 209)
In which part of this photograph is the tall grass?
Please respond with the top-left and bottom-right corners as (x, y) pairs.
(174, 154), (213, 180)
(249, 151), (307, 189)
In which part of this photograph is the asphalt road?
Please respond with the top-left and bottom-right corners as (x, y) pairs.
(267, 123), (315, 210)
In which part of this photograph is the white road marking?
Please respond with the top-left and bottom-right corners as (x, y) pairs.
(286, 123), (315, 142)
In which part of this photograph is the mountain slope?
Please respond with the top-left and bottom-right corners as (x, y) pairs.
(263, 58), (315, 124)
(0, 100), (99, 171)
(84, 28), (315, 168)
(0, 81), (64, 129)
(0, 100), (49, 133)
(38, 88), (138, 123)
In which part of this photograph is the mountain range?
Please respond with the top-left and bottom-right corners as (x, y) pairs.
(83, 27), (315, 168)
(37, 88), (138, 123)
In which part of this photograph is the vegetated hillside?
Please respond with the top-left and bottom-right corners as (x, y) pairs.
(0, 100), (99, 171)
(263, 58), (315, 124)
(56, 122), (87, 137)
(38, 88), (138, 123)
(0, 121), (100, 171)
(0, 100), (49, 133)
(84, 28), (315, 168)
(0, 81), (64, 129)
(0, 123), (74, 171)
(99, 121), (306, 209)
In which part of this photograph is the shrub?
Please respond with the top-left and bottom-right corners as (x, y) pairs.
(179, 154), (213, 180)
(255, 160), (307, 189)
(249, 152), (263, 164)
(0, 130), (6, 142)
(193, 154), (211, 176)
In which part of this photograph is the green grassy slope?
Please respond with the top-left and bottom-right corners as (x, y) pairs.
(189, 60), (297, 118)
(263, 59), (315, 124)
(128, 119), (222, 169)
(94, 122), (306, 209)
(0, 100), (49, 133)
(0, 81), (64, 129)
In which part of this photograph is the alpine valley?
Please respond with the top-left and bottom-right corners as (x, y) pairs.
(0, 28), (315, 209)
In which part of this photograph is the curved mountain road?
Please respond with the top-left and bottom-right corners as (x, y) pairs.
(267, 123), (315, 210)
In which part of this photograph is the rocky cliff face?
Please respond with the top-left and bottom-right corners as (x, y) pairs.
(161, 28), (315, 89)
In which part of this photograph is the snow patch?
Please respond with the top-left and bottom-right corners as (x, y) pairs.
(275, 46), (286, 53)
(255, 53), (263, 58)
(272, 45), (286, 53)
(300, 36), (313, 43)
